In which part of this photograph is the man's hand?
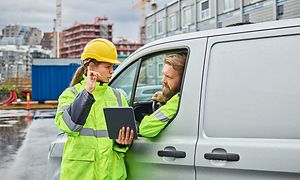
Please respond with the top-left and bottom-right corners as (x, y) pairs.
(85, 66), (101, 93)
(152, 91), (165, 103)
(116, 127), (134, 145)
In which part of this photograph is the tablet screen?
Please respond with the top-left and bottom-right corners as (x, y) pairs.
(103, 107), (138, 139)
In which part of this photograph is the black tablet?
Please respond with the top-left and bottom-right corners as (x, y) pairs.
(103, 107), (138, 140)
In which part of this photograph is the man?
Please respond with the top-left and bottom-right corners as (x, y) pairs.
(139, 53), (186, 137)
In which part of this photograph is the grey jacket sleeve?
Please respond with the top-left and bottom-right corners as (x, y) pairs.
(67, 89), (95, 125)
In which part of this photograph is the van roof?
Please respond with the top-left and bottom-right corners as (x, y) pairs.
(140, 17), (300, 50)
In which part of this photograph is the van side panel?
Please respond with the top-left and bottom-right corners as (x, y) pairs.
(196, 25), (300, 179)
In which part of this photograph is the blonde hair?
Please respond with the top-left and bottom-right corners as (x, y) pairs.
(70, 65), (85, 87)
(164, 53), (186, 76)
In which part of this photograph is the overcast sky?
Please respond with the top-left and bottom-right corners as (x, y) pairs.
(0, 0), (174, 42)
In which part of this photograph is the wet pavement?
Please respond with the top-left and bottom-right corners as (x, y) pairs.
(0, 110), (31, 170)
(0, 109), (59, 180)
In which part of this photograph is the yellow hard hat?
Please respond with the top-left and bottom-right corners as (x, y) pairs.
(81, 38), (121, 65)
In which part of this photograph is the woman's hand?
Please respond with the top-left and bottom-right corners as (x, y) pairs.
(116, 127), (134, 145)
(86, 66), (101, 93)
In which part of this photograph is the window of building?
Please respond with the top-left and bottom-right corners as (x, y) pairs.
(204, 35), (300, 139)
(147, 64), (154, 77)
(168, 14), (177, 31)
(244, 14), (250, 22)
(182, 6), (192, 27)
(157, 19), (164, 35)
(146, 24), (153, 38)
(199, 0), (210, 20)
(224, 0), (235, 12)
(277, 5), (284, 17)
(157, 62), (163, 78)
(217, 22), (223, 28)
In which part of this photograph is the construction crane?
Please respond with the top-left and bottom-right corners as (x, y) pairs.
(54, 0), (62, 58)
(132, 0), (157, 44)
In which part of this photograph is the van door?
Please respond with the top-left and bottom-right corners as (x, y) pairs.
(111, 38), (207, 179)
(196, 26), (300, 179)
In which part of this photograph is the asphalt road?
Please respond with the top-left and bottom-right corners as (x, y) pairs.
(1, 110), (59, 180)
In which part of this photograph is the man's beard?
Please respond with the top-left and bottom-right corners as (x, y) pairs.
(162, 86), (178, 102)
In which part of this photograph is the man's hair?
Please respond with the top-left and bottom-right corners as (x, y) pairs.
(164, 53), (186, 76)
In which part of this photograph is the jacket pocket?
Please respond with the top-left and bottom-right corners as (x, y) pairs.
(60, 149), (95, 180)
(65, 148), (95, 161)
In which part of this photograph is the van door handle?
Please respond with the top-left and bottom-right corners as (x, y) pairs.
(204, 153), (240, 161)
(158, 150), (186, 158)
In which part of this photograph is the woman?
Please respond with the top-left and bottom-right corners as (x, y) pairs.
(55, 39), (134, 180)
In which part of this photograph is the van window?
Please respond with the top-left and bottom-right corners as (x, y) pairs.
(135, 54), (164, 103)
(110, 62), (138, 104)
(134, 51), (187, 104)
(204, 35), (300, 139)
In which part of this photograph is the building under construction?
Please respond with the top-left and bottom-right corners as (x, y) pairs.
(40, 32), (53, 50)
(60, 17), (113, 58)
(114, 38), (143, 56)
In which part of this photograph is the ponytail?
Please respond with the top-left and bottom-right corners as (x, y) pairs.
(69, 58), (100, 87)
(70, 65), (85, 87)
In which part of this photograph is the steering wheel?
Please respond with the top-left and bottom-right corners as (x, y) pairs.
(152, 100), (162, 112)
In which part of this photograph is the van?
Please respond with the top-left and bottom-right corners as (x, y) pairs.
(47, 18), (300, 179)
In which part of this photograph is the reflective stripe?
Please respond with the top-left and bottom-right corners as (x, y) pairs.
(111, 88), (122, 106)
(69, 86), (78, 96)
(153, 109), (170, 122)
(62, 110), (83, 132)
(80, 128), (109, 138)
(58, 105), (69, 112)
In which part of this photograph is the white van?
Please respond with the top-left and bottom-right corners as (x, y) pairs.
(48, 18), (300, 180)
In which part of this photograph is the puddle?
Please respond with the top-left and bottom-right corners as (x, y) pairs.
(0, 109), (58, 169)
(0, 110), (33, 169)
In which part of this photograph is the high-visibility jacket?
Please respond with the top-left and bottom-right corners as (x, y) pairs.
(55, 76), (128, 180)
(139, 93), (179, 137)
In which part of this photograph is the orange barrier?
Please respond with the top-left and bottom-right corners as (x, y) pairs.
(26, 92), (30, 110)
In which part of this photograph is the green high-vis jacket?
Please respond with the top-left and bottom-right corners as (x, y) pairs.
(55, 76), (128, 180)
(139, 93), (179, 137)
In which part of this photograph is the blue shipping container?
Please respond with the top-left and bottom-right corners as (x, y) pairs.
(32, 64), (79, 101)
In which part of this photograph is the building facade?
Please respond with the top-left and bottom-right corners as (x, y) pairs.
(0, 45), (51, 80)
(0, 46), (32, 80)
(114, 38), (143, 56)
(60, 17), (113, 58)
(0, 25), (42, 46)
(40, 32), (54, 50)
(145, 0), (300, 43)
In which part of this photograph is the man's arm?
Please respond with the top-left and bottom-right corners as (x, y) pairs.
(139, 94), (179, 137)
